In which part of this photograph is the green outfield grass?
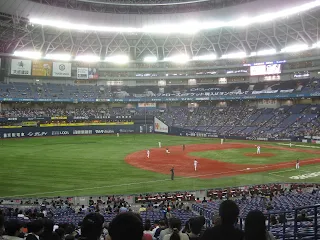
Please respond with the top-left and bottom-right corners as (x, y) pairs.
(0, 134), (320, 198)
(189, 148), (318, 164)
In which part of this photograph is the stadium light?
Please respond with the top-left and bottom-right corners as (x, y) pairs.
(105, 55), (129, 64)
(45, 53), (72, 61)
(193, 54), (217, 61)
(13, 51), (42, 59)
(221, 52), (246, 59)
(312, 41), (320, 48)
(75, 55), (100, 62)
(144, 56), (158, 63)
(29, 1), (320, 34)
(281, 44), (309, 53)
(164, 54), (189, 63)
(251, 49), (277, 56)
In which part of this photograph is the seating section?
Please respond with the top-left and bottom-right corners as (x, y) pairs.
(0, 79), (319, 99)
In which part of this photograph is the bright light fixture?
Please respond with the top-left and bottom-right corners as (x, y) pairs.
(193, 54), (217, 61)
(164, 54), (189, 63)
(75, 55), (100, 62)
(45, 53), (72, 61)
(29, 1), (320, 34)
(256, 49), (277, 56)
(221, 52), (246, 59)
(281, 44), (309, 53)
(13, 51), (42, 59)
(105, 55), (129, 64)
(143, 56), (157, 63)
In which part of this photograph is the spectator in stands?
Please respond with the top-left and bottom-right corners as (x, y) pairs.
(296, 210), (312, 222)
(3, 219), (22, 240)
(108, 212), (143, 240)
(200, 200), (244, 240)
(79, 213), (104, 240)
(278, 214), (287, 224)
(40, 219), (60, 240)
(270, 215), (278, 225)
(153, 220), (166, 240)
(212, 215), (221, 227)
(144, 220), (153, 240)
(26, 220), (44, 240)
(151, 220), (160, 237)
(163, 218), (189, 240)
(244, 210), (276, 240)
(201, 198), (207, 203)
(139, 205), (147, 213)
(0, 215), (4, 240)
(54, 228), (64, 240)
(188, 217), (205, 240)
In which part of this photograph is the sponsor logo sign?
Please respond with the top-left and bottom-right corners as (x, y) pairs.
(3, 132), (25, 138)
(73, 130), (93, 135)
(27, 132), (48, 137)
(32, 60), (52, 76)
(154, 117), (168, 133)
(119, 129), (134, 133)
(52, 131), (69, 136)
(52, 62), (71, 77)
(77, 68), (89, 79)
(95, 130), (115, 134)
(11, 59), (32, 75)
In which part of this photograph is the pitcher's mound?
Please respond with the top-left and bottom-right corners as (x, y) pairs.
(244, 153), (275, 157)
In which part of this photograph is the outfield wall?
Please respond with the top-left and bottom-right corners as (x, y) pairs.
(0, 125), (154, 139)
(169, 127), (303, 142)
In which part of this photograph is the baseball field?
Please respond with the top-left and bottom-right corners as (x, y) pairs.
(1, 134), (320, 198)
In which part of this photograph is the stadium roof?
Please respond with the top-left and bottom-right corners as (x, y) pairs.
(0, 0), (319, 60)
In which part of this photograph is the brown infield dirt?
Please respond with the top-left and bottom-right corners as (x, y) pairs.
(125, 143), (320, 179)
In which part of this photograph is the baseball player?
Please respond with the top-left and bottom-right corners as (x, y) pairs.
(221, 138), (224, 145)
(289, 142), (292, 148)
(256, 145), (261, 154)
(147, 149), (150, 159)
(159, 142), (162, 148)
(296, 159), (300, 169)
(166, 148), (170, 154)
(194, 159), (198, 171)
(183, 144), (185, 151)
(117, 133), (119, 137)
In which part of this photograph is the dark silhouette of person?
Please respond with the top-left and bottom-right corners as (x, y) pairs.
(170, 167), (175, 180)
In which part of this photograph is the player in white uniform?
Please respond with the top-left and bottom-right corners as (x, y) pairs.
(117, 133), (119, 137)
(159, 142), (162, 148)
(289, 142), (292, 147)
(296, 159), (300, 169)
(194, 159), (198, 171)
(220, 138), (224, 145)
(256, 145), (261, 154)
(166, 148), (170, 154)
(147, 149), (150, 158)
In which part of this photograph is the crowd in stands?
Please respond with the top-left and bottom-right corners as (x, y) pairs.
(1, 183), (319, 240)
(0, 78), (319, 100)
(1, 103), (320, 137)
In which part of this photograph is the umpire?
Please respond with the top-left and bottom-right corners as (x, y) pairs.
(170, 167), (175, 180)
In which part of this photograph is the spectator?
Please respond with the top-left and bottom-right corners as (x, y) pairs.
(54, 228), (64, 240)
(151, 220), (160, 237)
(3, 220), (22, 240)
(26, 220), (44, 240)
(296, 210), (312, 222)
(108, 212), (143, 240)
(79, 213), (104, 240)
(270, 215), (277, 225)
(201, 198), (207, 204)
(153, 220), (166, 240)
(40, 219), (60, 240)
(139, 205), (147, 213)
(163, 218), (189, 240)
(0, 215), (4, 240)
(212, 215), (221, 227)
(200, 200), (244, 240)
(144, 220), (153, 240)
(244, 210), (276, 240)
(188, 217), (205, 240)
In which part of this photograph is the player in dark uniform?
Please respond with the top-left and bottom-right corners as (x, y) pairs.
(170, 167), (175, 180)
(183, 144), (185, 151)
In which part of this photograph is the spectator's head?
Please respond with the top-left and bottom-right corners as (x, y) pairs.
(42, 218), (54, 233)
(108, 212), (143, 240)
(4, 220), (22, 236)
(189, 217), (205, 235)
(0, 214), (4, 235)
(55, 228), (65, 239)
(27, 219), (44, 236)
(219, 200), (239, 226)
(81, 213), (104, 240)
(244, 210), (267, 240)
(144, 221), (151, 231)
(168, 218), (182, 240)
